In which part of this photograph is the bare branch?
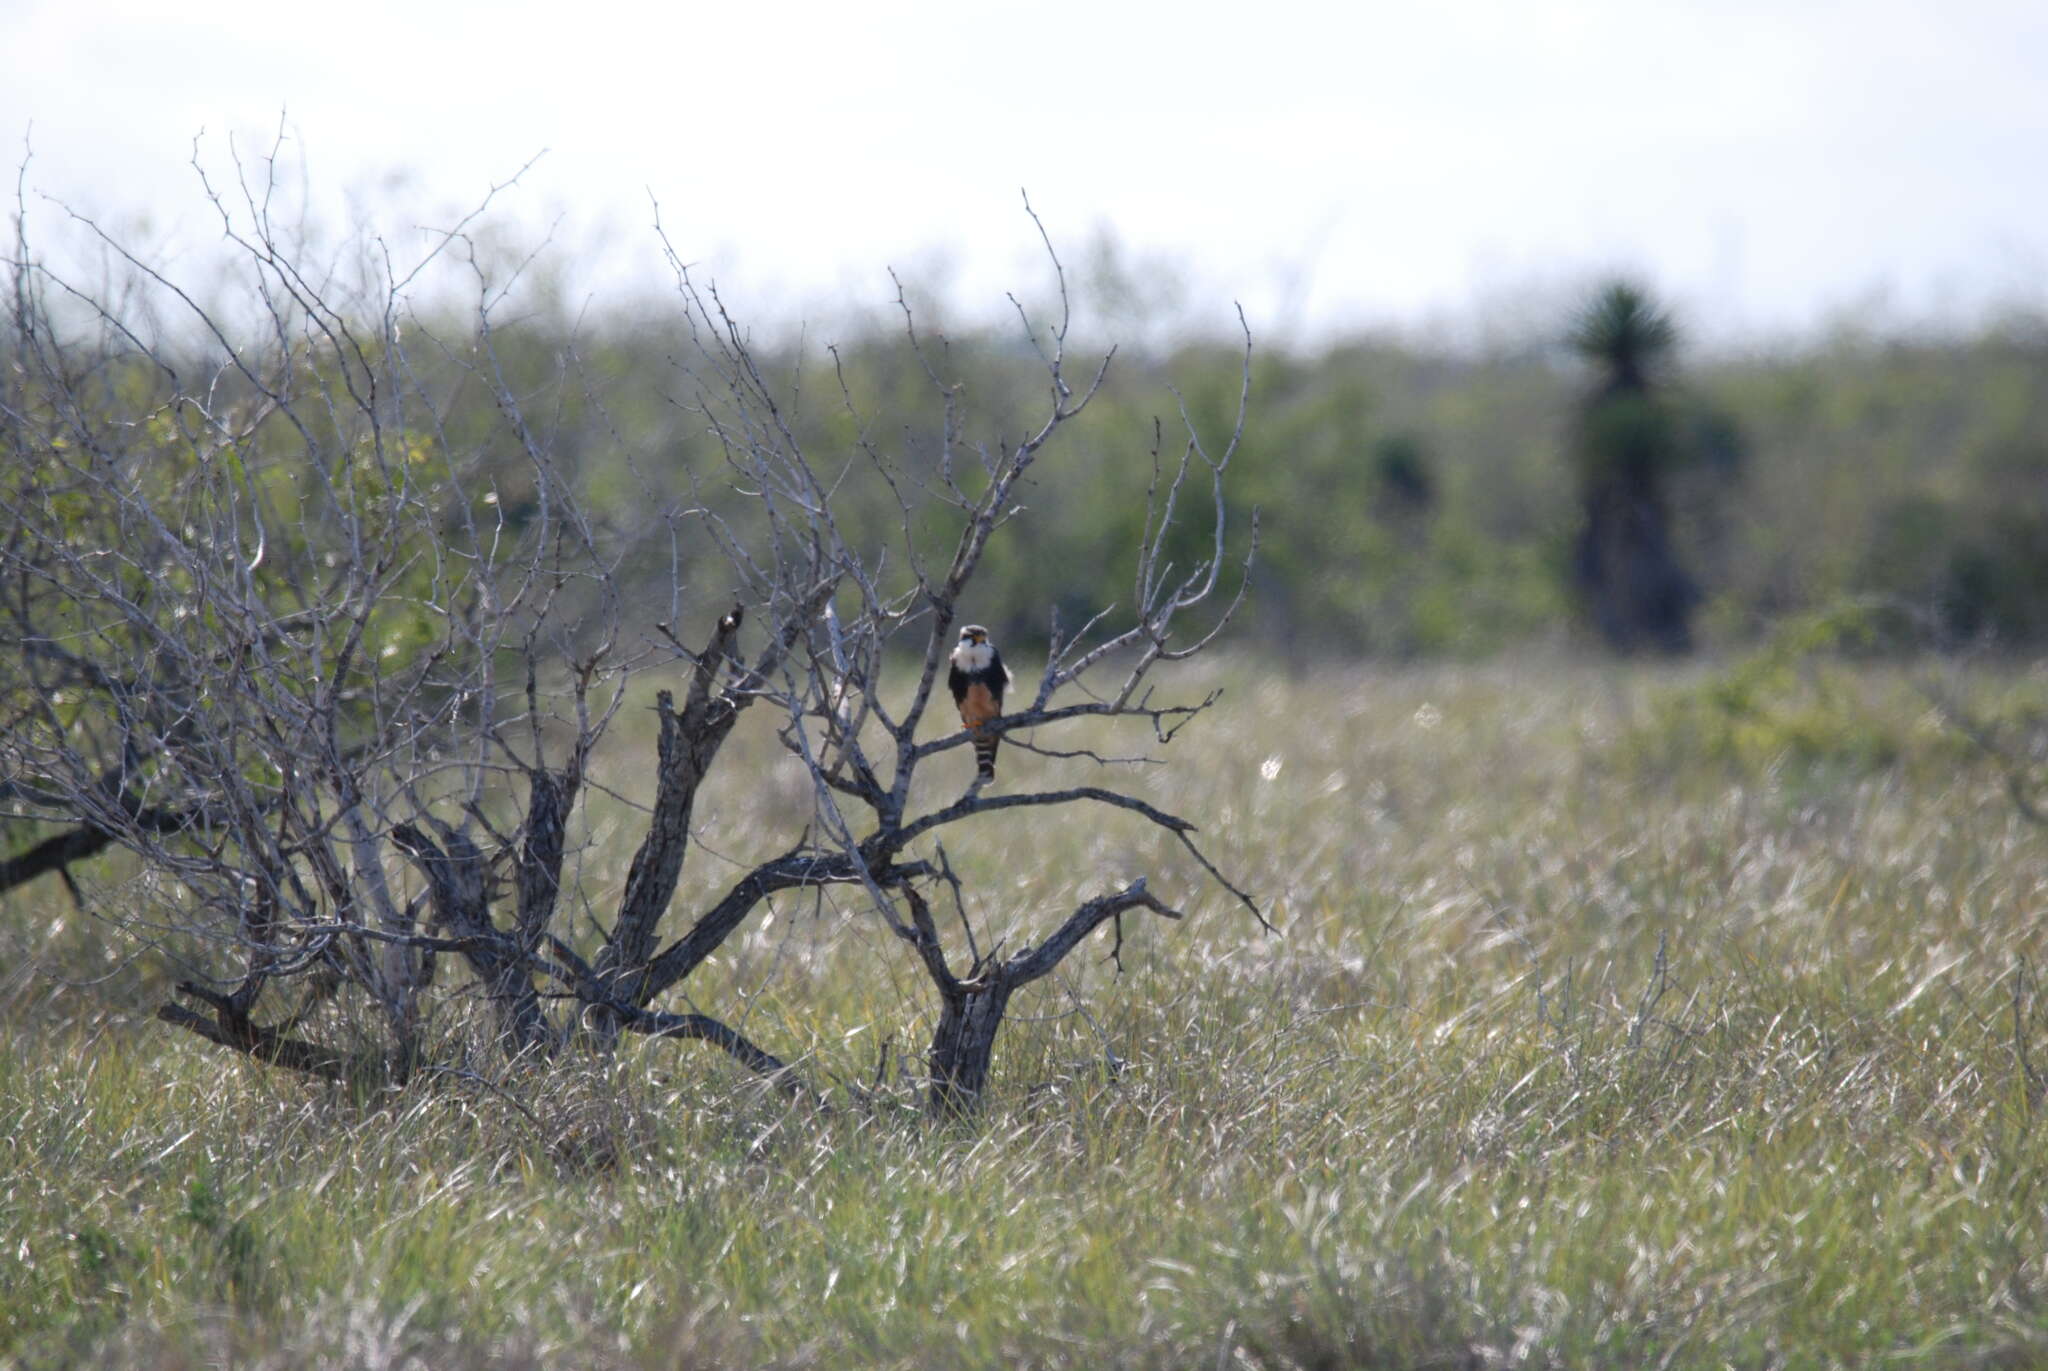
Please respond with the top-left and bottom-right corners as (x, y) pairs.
(155, 1000), (349, 1082)
(1003, 877), (1183, 988)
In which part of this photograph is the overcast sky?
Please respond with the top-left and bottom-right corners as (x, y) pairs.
(4, 0), (2045, 346)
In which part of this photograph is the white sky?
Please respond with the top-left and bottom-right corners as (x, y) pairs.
(4, 0), (2045, 346)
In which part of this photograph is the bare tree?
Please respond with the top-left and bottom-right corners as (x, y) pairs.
(0, 149), (1257, 1116)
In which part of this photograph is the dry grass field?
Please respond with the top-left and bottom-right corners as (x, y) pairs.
(5, 653), (2048, 1368)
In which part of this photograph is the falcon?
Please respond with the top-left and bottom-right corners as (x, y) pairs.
(947, 624), (1012, 784)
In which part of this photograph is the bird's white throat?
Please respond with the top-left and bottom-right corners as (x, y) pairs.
(952, 642), (995, 671)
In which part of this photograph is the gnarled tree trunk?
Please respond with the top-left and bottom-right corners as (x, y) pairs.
(928, 978), (1019, 1117)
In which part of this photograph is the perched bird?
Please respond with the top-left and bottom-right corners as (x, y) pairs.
(947, 624), (1012, 784)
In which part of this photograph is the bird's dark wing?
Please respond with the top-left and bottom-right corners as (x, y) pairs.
(986, 650), (1009, 709)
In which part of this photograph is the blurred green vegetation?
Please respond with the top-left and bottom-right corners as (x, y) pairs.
(15, 272), (2040, 664)
(391, 304), (2048, 661)
(1620, 606), (1956, 784)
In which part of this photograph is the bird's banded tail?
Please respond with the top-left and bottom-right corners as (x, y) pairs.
(972, 730), (999, 783)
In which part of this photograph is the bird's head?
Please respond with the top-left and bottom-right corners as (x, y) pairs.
(958, 625), (990, 647)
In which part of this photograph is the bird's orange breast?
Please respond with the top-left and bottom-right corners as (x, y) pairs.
(957, 682), (1000, 730)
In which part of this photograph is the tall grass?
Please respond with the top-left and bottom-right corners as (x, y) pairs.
(4, 656), (2047, 1368)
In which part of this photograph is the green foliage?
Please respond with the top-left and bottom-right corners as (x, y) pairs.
(1577, 386), (1682, 480)
(1700, 328), (2048, 647)
(1626, 607), (1944, 778)
(1370, 431), (1435, 509)
(1859, 440), (2048, 644)
(503, 303), (2043, 659)
(21, 284), (2039, 663)
(1568, 280), (1677, 385)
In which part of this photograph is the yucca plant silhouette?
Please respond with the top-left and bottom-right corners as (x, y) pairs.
(1568, 281), (1698, 653)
